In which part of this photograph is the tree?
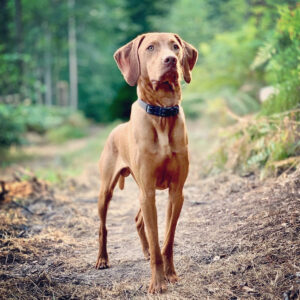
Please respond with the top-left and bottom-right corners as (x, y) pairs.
(44, 22), (52, 106)
(14, 0), (23, 95)
(68, 0), (78, 110)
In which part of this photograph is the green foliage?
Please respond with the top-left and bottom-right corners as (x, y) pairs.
(0, 51), (23, 95)
(181, 95), (204, 120)
(0, 104), (25, 148)
(0, 104), (89, 149)
(17, 105), (70, 134)
(16, 105), (88, 134)
(151, 0), (249, 45)
(45, 111), (89, 143)
(214, 111), (300, 178)
(261, 81), (299, 115)
(252, 4), (300, 115)
(186, 20), (262, 115)
(46, 125), (87, 144)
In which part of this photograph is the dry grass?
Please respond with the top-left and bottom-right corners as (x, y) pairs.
(213, 109), (300, 178)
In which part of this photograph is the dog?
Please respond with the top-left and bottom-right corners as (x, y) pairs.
(95, 32), (198, 293)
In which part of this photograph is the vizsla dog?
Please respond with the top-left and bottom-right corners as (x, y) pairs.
(95, 32), (198, 293)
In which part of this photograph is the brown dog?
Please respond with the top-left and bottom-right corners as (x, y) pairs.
(95, 32), (198, 293)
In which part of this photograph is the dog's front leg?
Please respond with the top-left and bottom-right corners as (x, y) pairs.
(139, 188), (166, 293)
(161, 187), (184, 283)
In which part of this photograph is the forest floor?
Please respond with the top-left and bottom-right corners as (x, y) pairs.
(0, 121), (299, 300)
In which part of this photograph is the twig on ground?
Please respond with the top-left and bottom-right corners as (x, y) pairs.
(11, 200), (35, 215)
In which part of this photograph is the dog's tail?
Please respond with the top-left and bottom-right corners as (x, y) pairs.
(118, 175), (125, 190)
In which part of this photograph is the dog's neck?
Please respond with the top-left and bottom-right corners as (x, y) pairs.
(137, 76), (181, 107)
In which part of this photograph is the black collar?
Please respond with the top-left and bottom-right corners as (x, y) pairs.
(138, 99), (179, 117)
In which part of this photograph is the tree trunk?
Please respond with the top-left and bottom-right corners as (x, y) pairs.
(45, 25), (52, 106)
(14, 0), (23, 97)
(68, 0), (78, 110)
(35, 68), (43, 105)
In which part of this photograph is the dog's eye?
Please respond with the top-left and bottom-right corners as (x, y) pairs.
(147, 45), (154, 51)
(173, 44), (179, 50)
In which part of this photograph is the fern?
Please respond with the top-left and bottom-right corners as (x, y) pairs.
(251, 42), (275, 70)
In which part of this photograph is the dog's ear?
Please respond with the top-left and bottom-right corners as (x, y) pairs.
(114, 35), (146, 86)
(175, 34), (198, 83)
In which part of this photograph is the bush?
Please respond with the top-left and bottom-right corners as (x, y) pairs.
(45, 110), (89, 143)
(0, 104), (25, 148)
(213, 110), (300, 178)
(0, 104), (89, 149)
(46, 125), (87, 144)
(17, 105), (77, 134)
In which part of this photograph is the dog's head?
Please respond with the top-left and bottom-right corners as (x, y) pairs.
(114, 32), (198, 90)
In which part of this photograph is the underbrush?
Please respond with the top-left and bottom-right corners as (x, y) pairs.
(45, 111), (88, 143)
(0, 104), (89, 150)
(213, 109), (300, 179)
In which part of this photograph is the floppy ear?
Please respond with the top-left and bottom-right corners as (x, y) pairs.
(175, 34), (198, 83)
(114, 35), (145, 86)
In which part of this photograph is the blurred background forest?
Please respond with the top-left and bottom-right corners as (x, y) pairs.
(0, 0), (299, 177)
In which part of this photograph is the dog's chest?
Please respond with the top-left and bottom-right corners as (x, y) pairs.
(133, 117), (188, 189)
(156, 130), (172, 154)
(154, 132), (187, 189)
(145, 117), (186, 153)
(151, 126), (187, 168)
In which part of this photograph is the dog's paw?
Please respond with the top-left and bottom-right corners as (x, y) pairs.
(148, 278), (167, 294)
(143, 248), (150, 261)
(95, 257), (109, 269)
(148, 270), (167, 294)
(165, 271), (179, 283)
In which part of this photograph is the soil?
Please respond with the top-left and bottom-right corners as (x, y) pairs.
(0, 123), (300, 300)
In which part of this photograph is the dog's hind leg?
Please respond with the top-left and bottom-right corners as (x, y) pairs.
(135, 208), (150, 260)
(95, 182), (113, 269)
(95, 150), (121, 269)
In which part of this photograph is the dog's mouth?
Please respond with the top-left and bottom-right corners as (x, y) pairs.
(151, 80), (178, 91)
(151, 68), (179, 91)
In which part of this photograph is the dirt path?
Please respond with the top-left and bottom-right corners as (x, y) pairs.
(1, 124), (300, 300)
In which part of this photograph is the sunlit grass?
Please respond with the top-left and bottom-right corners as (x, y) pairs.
(0, 148), (34, 168)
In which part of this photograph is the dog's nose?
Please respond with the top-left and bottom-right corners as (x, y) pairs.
(164, 56), (177, 66)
